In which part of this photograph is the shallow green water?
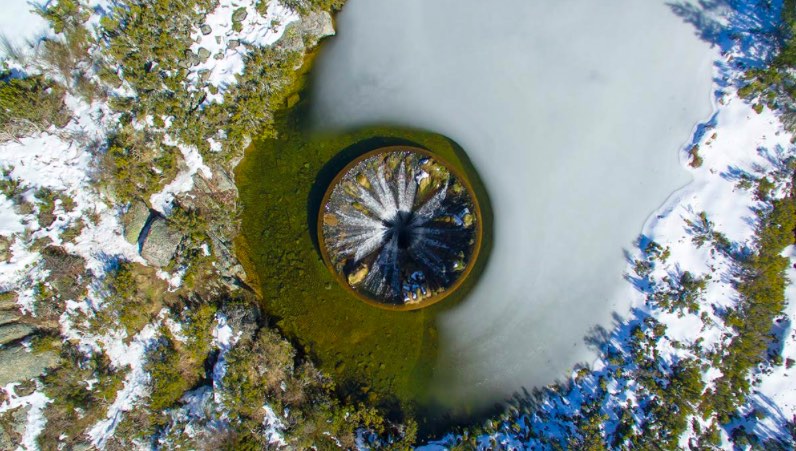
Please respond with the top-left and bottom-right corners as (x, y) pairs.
(235, 100), (492, 431)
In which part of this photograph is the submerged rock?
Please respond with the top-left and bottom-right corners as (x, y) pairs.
(140, 217), (183, 267)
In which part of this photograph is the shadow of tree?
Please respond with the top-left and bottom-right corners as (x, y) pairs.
(668, 0), (786, 89)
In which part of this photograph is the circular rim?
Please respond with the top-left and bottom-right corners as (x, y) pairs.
(318, 145), (484, 311)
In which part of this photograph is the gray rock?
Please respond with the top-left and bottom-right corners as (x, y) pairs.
(301, 11), (335, 43)
(211, 165), (237, 193)
(0, 345), (59, 386)
(0, 311), (19, 326)
(179, 50), (194, 68)
(123, 199), (151, 245)
(227, 39), (240, 50)
(197, 47), (211, 62)
(140, 217), (183, 267)
(0, 236), (12, 262)
(0, 292), (17, 310)
(231, 7), (248, 23)
(276, 24), (305, 55)
(200, 24), (212, 35)
(0, 323), (34, 346)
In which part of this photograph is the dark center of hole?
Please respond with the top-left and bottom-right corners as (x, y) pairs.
(384, 210), (414, 250)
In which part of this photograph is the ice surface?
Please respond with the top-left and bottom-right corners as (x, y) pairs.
(310, 0), (719, 411)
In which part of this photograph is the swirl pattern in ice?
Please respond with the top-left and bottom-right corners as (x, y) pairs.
(319, 147), (481, 308)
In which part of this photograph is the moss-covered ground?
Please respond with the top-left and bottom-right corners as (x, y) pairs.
(235, 95), (492, 432)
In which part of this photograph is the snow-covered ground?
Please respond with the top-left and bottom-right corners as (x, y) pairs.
(1, 0), (795, 449)
(0, 0), (50, 59)
(0, 1), (301, 449)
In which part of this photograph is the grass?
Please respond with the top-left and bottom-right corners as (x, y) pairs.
(235, 97), (493, 434)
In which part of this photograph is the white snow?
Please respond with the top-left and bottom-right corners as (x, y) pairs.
(149, 140), (212, 216)
(0, 0), (51, 62)
(157, 267), (188, 292)
(263, 404), (286, 446)
(0, 383), (51, 451)
(745, 245), (796, 441)
(210, 313), (241, 407)
(0, 1), (300, 448)
(187, 0), (299, 103)
(87, 323), (161, 449)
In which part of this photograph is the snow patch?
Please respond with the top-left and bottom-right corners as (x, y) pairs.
(187, 0), (300, 102)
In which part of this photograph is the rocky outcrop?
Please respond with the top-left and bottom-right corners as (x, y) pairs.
(0, 292), (15, 310)
(0, 345), (59, 386)
(140, 216), (184, 267)
(0, 323), (34, 346)
(301, 11), (335, 45)
(124, 199), (186, 267)
(278, 11), (336, 56)
(0, 310), (19, 326)
(122, 199), (150, 245)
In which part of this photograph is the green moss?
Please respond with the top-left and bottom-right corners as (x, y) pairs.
(236, 103), (492, 431)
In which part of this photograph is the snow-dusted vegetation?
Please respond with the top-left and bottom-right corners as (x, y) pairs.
(0, 0), (795, 449)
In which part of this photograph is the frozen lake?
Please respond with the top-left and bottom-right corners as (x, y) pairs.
(309, 0), (717, 413)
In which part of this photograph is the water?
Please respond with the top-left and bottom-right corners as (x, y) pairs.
(309, 0), (716, 414)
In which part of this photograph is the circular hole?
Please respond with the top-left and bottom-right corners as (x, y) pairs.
(318, 146), (483, 310)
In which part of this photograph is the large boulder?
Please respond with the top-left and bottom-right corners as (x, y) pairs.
(301, 11), (335, 44)
(0, 345), (59, 386)
(140, 217), (183, 267)
(0, 310), (19, 326)
(122, 199), (151, 245)
(0, 323), (34, 346)
(0, 292), (16, 310)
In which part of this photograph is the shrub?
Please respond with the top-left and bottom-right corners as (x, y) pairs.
(0, 74), (68, 137)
